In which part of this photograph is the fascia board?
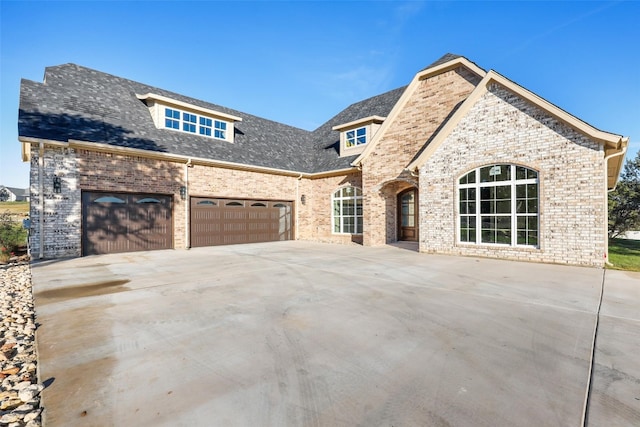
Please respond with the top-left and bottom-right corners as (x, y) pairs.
(332, 115), (386, 131)
(136, 93), (243, 122)
(487, 71), (624, 146)
(352, 57), (486, 168)
(306, 167), (360, 179)
(65, 138), (359, 178)
(21, 136), (361, 179)
(19, 136), (70, 161)
(416, 57), (486, 82)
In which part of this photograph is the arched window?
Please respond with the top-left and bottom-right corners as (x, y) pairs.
(458, 164), (538, 247)
(332, 186), (363, 234)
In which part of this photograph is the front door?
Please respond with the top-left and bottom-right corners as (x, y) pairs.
(398, 189), (418, 241)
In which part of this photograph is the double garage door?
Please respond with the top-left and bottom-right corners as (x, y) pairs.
(82, 192), (293, 255)
(190, 197), (293, 247)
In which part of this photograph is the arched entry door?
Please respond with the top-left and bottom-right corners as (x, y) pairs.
(398, 188), (418, 241)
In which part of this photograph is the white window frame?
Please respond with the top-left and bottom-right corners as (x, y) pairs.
(332, 186), (363, 235)
(457, 164), (539, 247)
(165, 108), (180, 129)
(345, 126), (367, 148)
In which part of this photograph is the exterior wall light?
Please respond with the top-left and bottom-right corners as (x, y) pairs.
(53, 176), (62, 194)
(300, 194), (306, 205)
(180, 186), (187, 200)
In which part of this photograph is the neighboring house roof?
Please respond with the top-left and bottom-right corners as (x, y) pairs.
(18, 61), (404, 175)
(0, 186), (29, 201)
(0, 186), (29, 197)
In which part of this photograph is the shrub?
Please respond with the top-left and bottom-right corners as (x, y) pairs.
(0, 212), (28, 261)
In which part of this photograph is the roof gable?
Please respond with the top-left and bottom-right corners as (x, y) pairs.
(406, 70), (628, 189)
(351, 55), (486, 167)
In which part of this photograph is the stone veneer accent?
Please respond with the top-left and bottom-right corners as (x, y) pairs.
(419, 83), (606, 267)
(362, 66), (482, 246)
(29, 146), (81, 258)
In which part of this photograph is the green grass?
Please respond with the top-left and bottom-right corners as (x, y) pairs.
(608, 238), (640, 272)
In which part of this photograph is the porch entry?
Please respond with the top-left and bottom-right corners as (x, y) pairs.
(398, 188), (418, 241)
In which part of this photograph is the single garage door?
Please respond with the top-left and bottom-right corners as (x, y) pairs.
(82, 192), (173, 255)
(190, 197), (292, 247)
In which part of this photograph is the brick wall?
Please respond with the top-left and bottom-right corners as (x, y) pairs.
(419, 83), (606, 267)
(187, 164), (300, 241)
(77, 149), (185, 248)
(362, 66), (481, 245)
(306, 173), (363, 245)
(29, 145), (367, 258)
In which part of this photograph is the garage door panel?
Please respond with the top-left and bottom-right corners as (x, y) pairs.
(82, 192), (173, 255)
(190, 197), (292, 247)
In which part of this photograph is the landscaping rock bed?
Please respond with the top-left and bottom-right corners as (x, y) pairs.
(0, 261), (42, 427)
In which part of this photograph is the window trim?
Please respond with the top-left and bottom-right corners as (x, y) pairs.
(457, 164), (539, 248)
(331, 186), (363, 235)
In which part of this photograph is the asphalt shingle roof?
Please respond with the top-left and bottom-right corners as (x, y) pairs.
(18, 54), (461, 174)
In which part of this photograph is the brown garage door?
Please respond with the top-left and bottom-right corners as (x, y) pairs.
(82, 192), (173, 255)
(190, 197), (292, 247)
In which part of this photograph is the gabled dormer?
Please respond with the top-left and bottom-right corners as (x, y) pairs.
(332, 115), (385, 156)
(137, 93), (242, 143)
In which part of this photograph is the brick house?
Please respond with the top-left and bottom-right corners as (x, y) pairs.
(18, 54), (629, 266)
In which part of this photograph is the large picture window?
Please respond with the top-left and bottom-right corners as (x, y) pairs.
(332, 186), (363, 234)
(458, 164), (538, 247)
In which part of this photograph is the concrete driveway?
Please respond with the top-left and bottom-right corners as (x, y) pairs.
(31, 241), (640, 426)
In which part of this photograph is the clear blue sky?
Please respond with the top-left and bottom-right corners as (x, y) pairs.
(1, 1), (638, 188)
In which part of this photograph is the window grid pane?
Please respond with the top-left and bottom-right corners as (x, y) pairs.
(332, 187), (363, 235)
(345, 127), (367, 147)
(460, 164), (538, 247)
(165, 108), (180, 129)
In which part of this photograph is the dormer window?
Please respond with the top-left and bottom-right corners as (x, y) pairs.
(346, 127), (367, 147)
(214, 120), (227, 139)
(333, 115), (385, 156)
(165, 108), (180, 129)
(137, 93), (242, 143)
(182, 112), (197, 133)
(161, 106), (230, 140)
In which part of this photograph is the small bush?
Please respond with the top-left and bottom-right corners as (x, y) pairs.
(0, 212), (28, 260)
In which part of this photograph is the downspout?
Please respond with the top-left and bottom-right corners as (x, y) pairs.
(296, 174), (302, 240)
(184, 159), (191, 249)
(603, 143), (628, 266)
(38, 142), (44, 259)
